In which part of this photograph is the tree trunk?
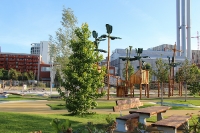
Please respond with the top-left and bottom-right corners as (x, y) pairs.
(161, 82), (163, 106)
(184, 83), (187, 102)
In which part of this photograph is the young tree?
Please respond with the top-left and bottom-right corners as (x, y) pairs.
(152, 58), (170, 105)
(59, 23), (106, 115)
(8, 68), (19, 80)
(2, 69), (9, 80)
(0, 68), (4, 79)
(49, 7), (78, 70)
(175, 59), (199, 101)
(54, 68), (61, 87)
(28, 71), (35, 80)
(122, 63), (134, 80)
(18, 72), (29, 80)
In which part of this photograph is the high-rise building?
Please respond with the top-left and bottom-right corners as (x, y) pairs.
(30, 41), (50, 64)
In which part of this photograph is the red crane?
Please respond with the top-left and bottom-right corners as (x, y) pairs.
(191, 31), (200, 50)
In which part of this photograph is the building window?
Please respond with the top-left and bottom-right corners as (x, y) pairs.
(41, 66), (50, 72)
(110, 69), (114, 74)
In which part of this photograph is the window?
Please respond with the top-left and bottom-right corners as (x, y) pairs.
(109, 69), (114, 74)
(41, 66), (50, 72)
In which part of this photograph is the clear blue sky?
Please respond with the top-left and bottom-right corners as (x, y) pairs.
(0, 0), (200, 57)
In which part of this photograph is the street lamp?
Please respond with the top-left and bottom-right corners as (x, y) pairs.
(50, 57), (53, 95)
(100, 24), (121, 100)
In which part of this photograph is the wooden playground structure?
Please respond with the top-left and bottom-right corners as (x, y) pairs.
(106, 69), (150, 99)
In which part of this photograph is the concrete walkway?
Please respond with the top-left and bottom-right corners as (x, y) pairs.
(0, 100), (199, 116)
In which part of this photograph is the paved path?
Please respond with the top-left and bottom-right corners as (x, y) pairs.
(0, 100), (199, 116)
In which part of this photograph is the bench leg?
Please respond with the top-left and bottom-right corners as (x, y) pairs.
(116, 119), (127, 132)
(157, 127), (177, 133)
(139, 114), (150, 125)
(178, 121), (189, 130)
(157, 112), (163, 121)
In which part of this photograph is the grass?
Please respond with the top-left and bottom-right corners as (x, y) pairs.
(0, 112), (199, 133)
(0, 94), (48, 101)
(0, 112), (119, 133)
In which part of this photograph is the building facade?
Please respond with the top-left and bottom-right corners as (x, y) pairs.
(110, 48), (185, 80)
(0, 52), (51, 81)
(31, 41), (50, 64)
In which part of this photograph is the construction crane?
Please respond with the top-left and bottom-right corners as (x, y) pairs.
(191, 31), (200, 50)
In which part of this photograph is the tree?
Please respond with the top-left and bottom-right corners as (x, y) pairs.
(1, 69), (9, 80)
(0, 68), (4, 79)
(28, 71), (35, 80)
(8, 68), (19, 80)
(152, 58), (170, 105)
(122, 62), (134, 80)
(58, 23), (106, 115)
(175, 59), (199, 101)
(54, 68), (61, 87)
(49, 7), (78, 70)
(18, 72), (29, 80)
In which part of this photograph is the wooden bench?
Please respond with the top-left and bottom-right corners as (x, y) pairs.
(114, 98), (143, 132)
(113, 98), (143, 112)
(116, 113), (139, 132)
(151, 115), (191, 133)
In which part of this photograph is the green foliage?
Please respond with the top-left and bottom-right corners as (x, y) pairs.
(18, 72), (29, 80)
(122, 62), (134, 80)
(49, 7), (78, 71)
(175, 59), (199, 84)
(188, 82), (200, 95)
(8, 68), (19, 80)
(1, 69), (8, 80)
(183, 113), (200, 133)
(50, 118), (72, 133)
(60, 23), (106, 115)
(152, 58), (170, 83)
(0, 68), (3, 79)
(28, 71), (35, 80)
(38, 82), (46, 87)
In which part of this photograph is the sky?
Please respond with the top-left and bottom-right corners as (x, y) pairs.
(0, 0), (200, 58)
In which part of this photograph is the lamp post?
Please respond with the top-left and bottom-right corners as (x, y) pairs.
(100, 24), (121, 100)
(50, 57), (53, 95)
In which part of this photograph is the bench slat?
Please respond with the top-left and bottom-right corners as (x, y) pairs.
(152, 115), (191, 128)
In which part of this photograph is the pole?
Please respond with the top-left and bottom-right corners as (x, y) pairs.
(161, 82), (163, 106)
(139, 59), (142, 99)
(50, 58), (53, 95)
(107, 35), (110, 100)
(176, 0), (181, 56)
(185, 82), (187, 101)
(187, 0), (191, 60)
(181, 0), (186, 57)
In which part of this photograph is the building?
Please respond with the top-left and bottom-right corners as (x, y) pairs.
(0, 52), (51, 81)
(31, 41), (50, 64)
(110, 48), (185, 80)
(192, 50), (200, 64)
(147, 44), (174, 51)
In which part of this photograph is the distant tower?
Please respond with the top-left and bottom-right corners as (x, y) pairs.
(176, 0), (191, 59)
(191, 31), (200, 50)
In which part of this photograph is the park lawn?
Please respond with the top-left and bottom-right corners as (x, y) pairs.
(0, 112), (199, 133)
(0, 94), (48, 101)
(0, 112), (119, 133)
(46, 100), (200, 110)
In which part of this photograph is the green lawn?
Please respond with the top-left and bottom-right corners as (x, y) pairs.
(0, 94), (48, 101)
(0, 112), (199, 133)
(0, 112), (119, 133)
